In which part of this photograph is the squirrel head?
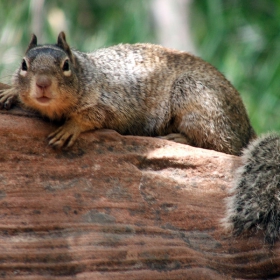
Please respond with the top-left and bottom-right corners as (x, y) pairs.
(14, 32), (80, 119)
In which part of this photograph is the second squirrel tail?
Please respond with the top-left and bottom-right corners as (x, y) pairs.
(223, 133), (280, 244)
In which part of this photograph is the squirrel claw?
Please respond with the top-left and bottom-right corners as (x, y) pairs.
(48, 134), (70, 149)
(3, 98), (13, 109)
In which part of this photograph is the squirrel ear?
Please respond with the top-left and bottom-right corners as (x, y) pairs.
(57, 31), (67, 46)
(26, 34), (37, 51)
(57, 32), (75, 63)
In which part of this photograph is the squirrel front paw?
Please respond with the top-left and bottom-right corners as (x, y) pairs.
(0, 88), (19, 109)
(48, 121), (82, 148)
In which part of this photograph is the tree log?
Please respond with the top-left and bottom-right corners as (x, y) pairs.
(0, 83), (279, 279)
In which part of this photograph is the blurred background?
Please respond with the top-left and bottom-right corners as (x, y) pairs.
(0, 0), (279, 134)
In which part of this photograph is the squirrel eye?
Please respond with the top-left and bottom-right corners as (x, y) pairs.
(62, 59), (70, 71)
(21, 59), (28, 71)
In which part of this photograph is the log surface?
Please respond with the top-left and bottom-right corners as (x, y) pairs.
(0, 84), (279, 279)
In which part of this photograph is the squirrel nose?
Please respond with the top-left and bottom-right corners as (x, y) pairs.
(36, 75), (52, 89)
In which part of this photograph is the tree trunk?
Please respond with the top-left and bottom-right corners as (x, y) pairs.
(0, 83), (279, 279)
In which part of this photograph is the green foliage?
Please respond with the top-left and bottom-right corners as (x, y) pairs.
(44, 0), (154, 49)
(0, 1), (31, 82)
(191, 0), (280, 133)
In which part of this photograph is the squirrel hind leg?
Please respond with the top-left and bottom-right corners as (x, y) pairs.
(224, 133), (280, 244)
(158, 133), (191, 145)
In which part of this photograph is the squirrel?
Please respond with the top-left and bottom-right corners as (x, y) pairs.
(0, 32), (255, 154)
(0, 32), (279, 243)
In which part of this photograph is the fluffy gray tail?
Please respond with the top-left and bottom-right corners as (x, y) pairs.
(224, 133), (280, 244)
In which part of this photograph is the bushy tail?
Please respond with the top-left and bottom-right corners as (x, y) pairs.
(224, 133), (280, 244)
